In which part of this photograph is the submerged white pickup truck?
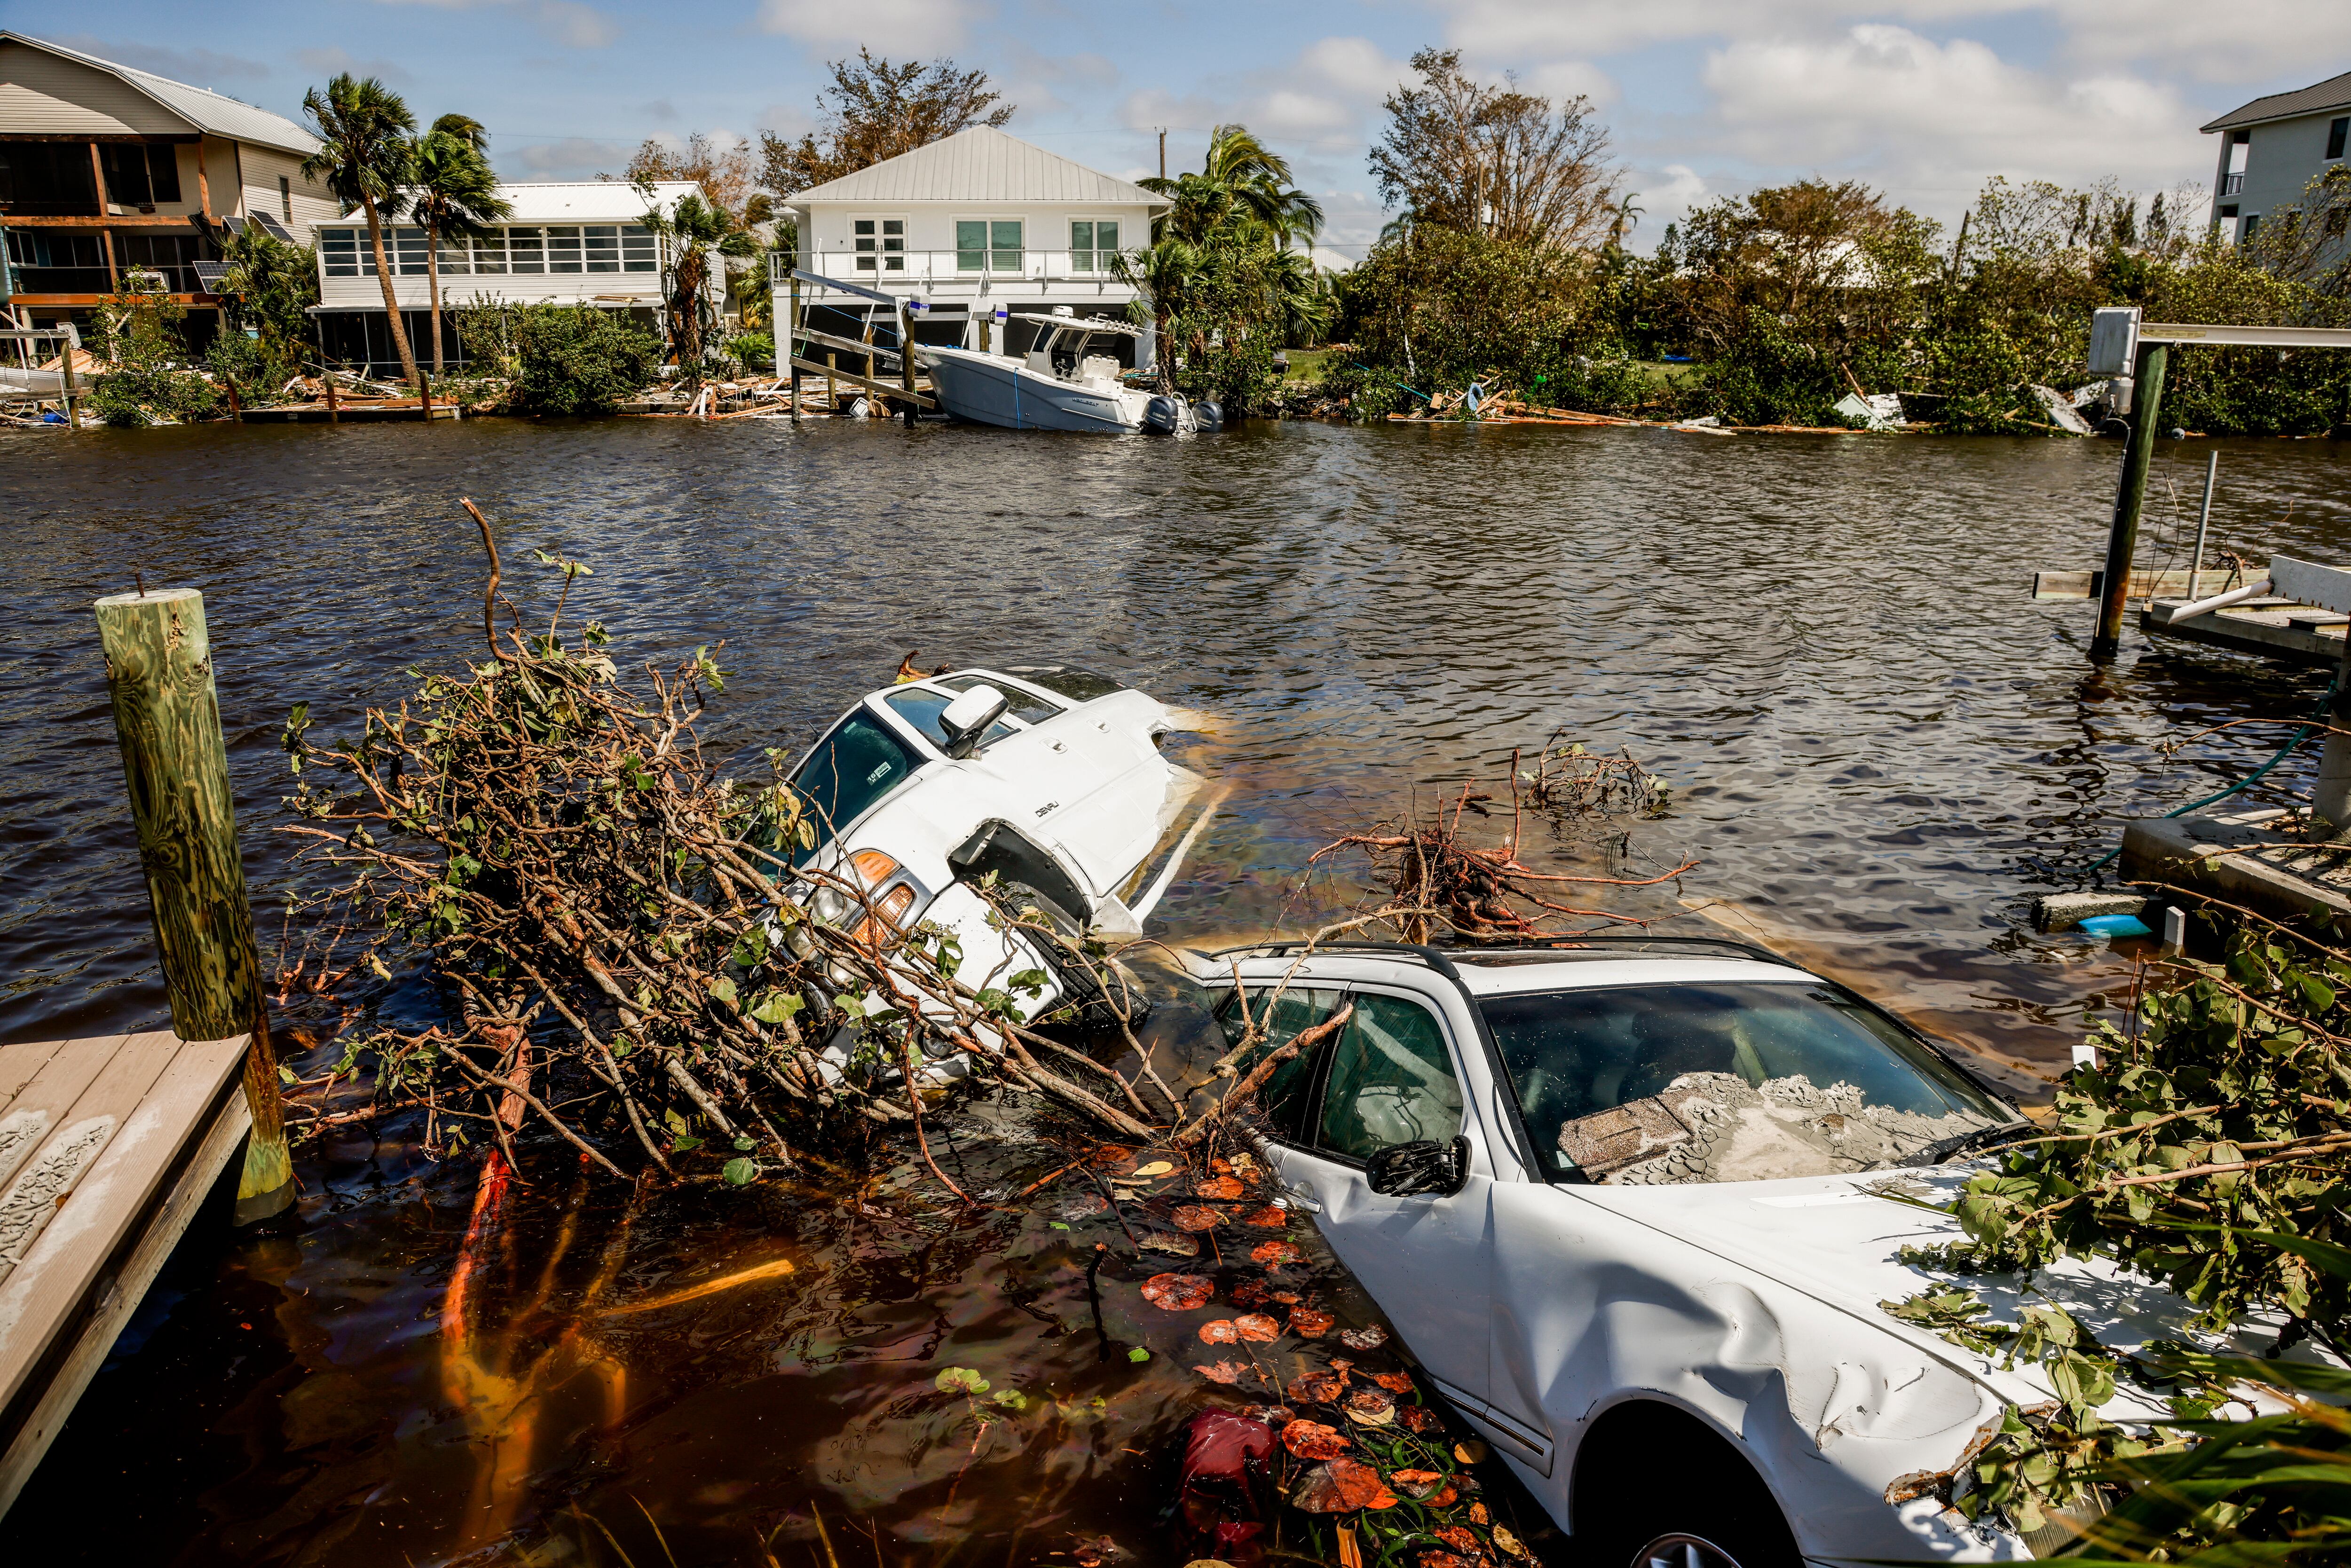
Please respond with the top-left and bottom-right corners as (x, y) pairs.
(777, 665), (1214, 1034)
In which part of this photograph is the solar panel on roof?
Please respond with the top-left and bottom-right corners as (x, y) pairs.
(251, 212), (294, 243)
(219, 214), (246, 236)
(192, 261), (232, 292)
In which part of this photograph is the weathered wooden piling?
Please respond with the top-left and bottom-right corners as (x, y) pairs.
(93, 587), (292, 1222)
(2090, 340), (2170, 661)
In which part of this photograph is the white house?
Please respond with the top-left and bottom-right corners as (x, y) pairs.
(310, 180), (701, 376)
(772, 125), (1168, 365)
(0, 31), (336, 345)
(2202, 68), (2351, 244)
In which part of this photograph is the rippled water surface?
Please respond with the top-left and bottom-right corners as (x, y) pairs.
(5, 417), (2348, 1564)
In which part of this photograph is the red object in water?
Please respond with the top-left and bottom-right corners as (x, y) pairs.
(1179, 1410), (1276, 1567)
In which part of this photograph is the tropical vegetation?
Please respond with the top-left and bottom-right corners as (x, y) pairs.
(408, 112), (511, 377)
(301, 73), (424, 395)
(455, 302), (659, 416)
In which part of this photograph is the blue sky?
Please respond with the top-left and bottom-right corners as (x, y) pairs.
(20, 0), (2351, 258)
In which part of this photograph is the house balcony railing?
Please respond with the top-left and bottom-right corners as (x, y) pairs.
(775, 248), (1142, 290)
(2223, 173), (2245, 196)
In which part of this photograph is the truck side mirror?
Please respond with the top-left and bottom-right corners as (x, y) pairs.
(1366, 1136), (1469, 1198)
(939, 685), (1010, 758)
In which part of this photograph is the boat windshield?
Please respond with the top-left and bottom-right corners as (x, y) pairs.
(1481, 981), (2013, 1185)
(784, 708), (922, 866)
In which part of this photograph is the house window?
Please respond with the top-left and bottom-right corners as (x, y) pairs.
(956, 219), (1022, 272)
(852, 216), (906, 271)
(508, 228), (544, 273)
(2242, 213), (2261, 242)
(622, 225), (657, 271)
(1070, 219), (1120, 273)
(0, 141), (99, 215)
(437, 231), (472, 275)
(99, 143), (181, 208)
(471, 231), (507, 274)
(322, 227), (360, 276)
(280, 175), (293, 222)
(584, 225), (620, 272)
(117, 232), (202, 292)
(2331, 117), (2349, 160)
(395, 227), (430, 275)
(545, 226), (583, 273)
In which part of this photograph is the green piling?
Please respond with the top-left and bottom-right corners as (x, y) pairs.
(2091, 341), (2171, 661)
(94, 586), (293, 1222)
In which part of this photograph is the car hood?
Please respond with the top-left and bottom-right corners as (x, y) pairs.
(1552, 1166), (2285, 1412)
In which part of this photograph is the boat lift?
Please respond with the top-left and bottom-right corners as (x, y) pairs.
(0, 323), (85, 426)
(780, 267), (935, 421)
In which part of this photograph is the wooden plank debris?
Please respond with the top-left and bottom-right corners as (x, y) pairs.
(0, 1029), (252, 1516)
(2032, 565), (2264, 602)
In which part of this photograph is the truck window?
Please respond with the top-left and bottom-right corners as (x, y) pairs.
(1213, 985), (1343, 1145)
(787, 709), (920, 864)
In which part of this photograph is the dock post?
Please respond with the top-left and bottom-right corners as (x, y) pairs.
(789, 274), (801, 424)
(2186, 450), (2218, 599)
(94, 588), (294, 1223)
(2090, 340), (2170, 661)
(898, 302), (918, 402)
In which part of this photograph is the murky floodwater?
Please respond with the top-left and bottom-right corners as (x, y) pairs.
(5, 417), (2348, 1564)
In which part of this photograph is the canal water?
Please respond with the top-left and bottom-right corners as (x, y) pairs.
(5, 417), (2347, 1564)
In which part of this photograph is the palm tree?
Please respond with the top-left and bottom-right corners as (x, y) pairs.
(1143, 125), (1324, 249)
(301, 74), (421, 394)
(1113, 236), (1204, 382)
(408, 115), (511, 376)
(635, 186), (759, 392)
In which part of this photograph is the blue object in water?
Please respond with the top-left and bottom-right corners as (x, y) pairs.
(2078, 913), (2153, 938)
(1662, 355), (1693, 362)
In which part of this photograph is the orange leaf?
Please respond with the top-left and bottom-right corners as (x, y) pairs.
(1198, 1319), (1240, 1344)
(1289, 1458), (1397, 1513)
(1290, 1308), (1336, 1338)
(1241, 1205), (1289, 1228)
(1373, 1371), (1414, 1394)
(1193, 1360), (1246, 1384)
(1286, 1369), (1347, 1404)
(1233, 1313), (1281, 1342)
(1389, 1469), (1446, 1500)
(1338, 1325), (1388, 1350)
(1173, 1205), (1226, 1232)
(1195, 1175), (1244, 1199)
(1251, 1240), (1303, 1266)
(1280, 1418), (1352, 1459)
(1141, 1272), (1215, 1311)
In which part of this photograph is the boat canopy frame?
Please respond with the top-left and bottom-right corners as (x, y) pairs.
(1010, 312), (1144, 338)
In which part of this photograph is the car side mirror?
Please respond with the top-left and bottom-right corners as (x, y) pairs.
(939, 685), (1010, 759)
(1365, 1136), (1468, 1198)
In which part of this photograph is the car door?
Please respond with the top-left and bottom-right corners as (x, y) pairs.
(1269, 984), (1495, 1411)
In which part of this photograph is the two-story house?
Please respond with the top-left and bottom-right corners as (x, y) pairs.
(773, 124), (1168, 366)
(311, 180), (701, 378)
(0, 31), (335, 348)
(2202, 68), (2351, 245)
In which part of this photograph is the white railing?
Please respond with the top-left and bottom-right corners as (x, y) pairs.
(774, 249), (1140, 288)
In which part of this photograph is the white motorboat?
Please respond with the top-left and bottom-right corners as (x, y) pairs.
(919, 311), (1155, 433)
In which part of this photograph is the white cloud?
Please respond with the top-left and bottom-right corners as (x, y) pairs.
(1702, 25), (2205, 216)
(355, 0), (619, 49)
(757, 0), (978, 48)
(1627, 162), (1709, 236)
(295, 47), (416, 87)
(510, 136), (631, 179)
(2049, 0), (2351, 84)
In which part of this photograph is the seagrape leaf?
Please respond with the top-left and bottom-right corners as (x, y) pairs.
(723, 1157), (758, 1185)
(935, 1367), (989, 1395)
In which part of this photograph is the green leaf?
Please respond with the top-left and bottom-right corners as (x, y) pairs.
(750, 990), (805, 1024)
(722, 1157), (758, 1185)
(935, 1367), (989, 1395)
(1127, 1347), (1151, 1363)
(710, 976), (739, 1010)
(671, 1133), (703, 1153)
(992, 1389), (1028, 1410)
(1049, 1221), (1070, 1231)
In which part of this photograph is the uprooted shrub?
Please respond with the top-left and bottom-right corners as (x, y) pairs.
(278, 501), (1176, 1185)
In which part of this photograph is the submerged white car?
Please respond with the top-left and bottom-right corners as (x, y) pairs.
(1191, 938), (2288, 1568)
(779, 665), (1212, 1037)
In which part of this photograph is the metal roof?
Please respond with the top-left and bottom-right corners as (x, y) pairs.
(1, 31), (319, 155)
(2201, 69), (2351, 133)
(784, 125), (1168, 208)
(323, 182), (705, 227)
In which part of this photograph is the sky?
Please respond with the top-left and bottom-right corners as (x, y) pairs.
(17, 0), (2351, 262)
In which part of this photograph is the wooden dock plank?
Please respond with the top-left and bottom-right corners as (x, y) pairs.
(0, 1035), (131, 1190)
(0, 1032), (244, 1417)
(2035, 565), (2266, 602)
(2142, 598), (2350, 667)
(0, 1041), (70, 1110)
(0, 1056), (249, 1516)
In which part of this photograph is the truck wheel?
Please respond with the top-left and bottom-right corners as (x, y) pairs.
(1629, 1532), (1748, 1568)
(1575, 1406), (1799, 1568)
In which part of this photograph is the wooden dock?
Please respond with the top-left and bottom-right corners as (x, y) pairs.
(0, 1029), (253, 1515)
(2141, 596), (2350, 667)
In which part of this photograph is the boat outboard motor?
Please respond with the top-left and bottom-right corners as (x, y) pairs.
(1143, 394), (1183, 434)
(937, 684), (1010, 759)
(1192, 398), (1224, 433)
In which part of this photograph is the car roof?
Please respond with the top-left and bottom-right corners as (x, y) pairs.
(1205, 945), (1817, 997)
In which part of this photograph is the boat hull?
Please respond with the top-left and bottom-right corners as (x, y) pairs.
(920, 347), (1141, 433)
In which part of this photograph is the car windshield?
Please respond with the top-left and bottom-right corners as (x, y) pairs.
(1482, 981), (2012, 1185)
(785, 708), (921, 865)
(1001, 665), (1126, 703)
(881, 687), (1022, 752)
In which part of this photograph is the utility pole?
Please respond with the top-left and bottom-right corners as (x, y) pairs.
(1158, 128), (1166, 181)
